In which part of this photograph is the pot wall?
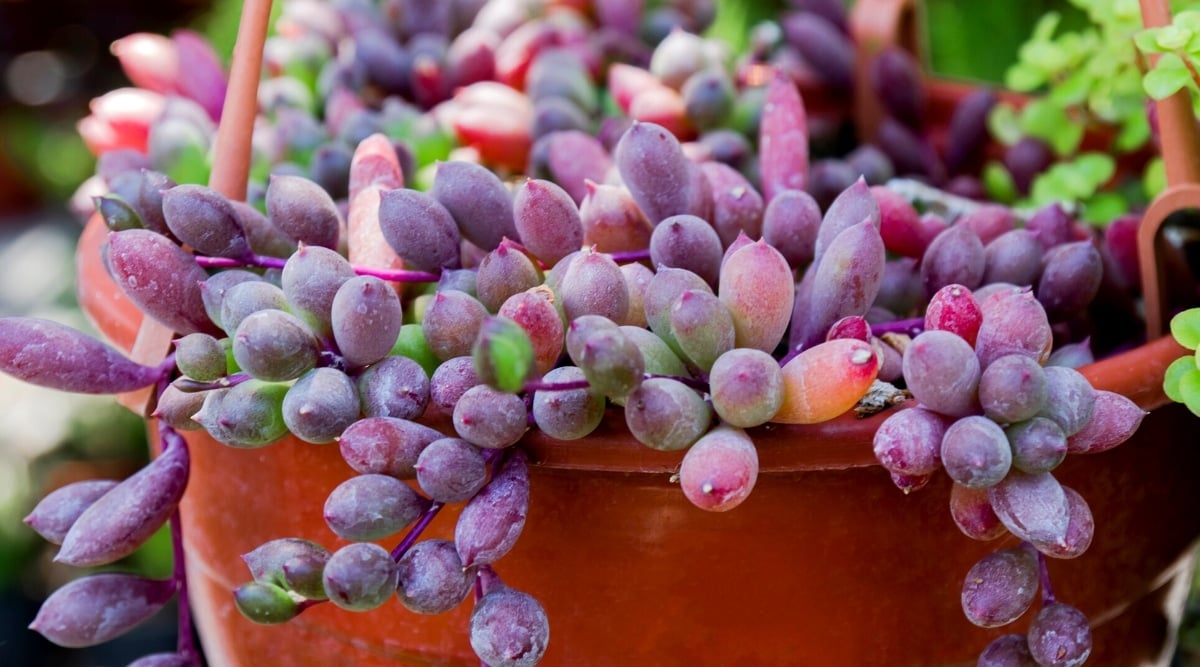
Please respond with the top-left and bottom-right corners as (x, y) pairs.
(75, 213), (1200, 666)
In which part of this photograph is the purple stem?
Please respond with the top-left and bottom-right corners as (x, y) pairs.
(296, 599), (325, 614)
(194, 253), (440, 283)
(390, 501), (446, 562)
(522, 379), (591, 392)
(606, 248), (651, 264)
(869, 316), (924, 337)
(170, 510), (199, 664)
(473, 570), (491, 667)
(1035, 547), (1056, 605)
(160, 426), (199, 664)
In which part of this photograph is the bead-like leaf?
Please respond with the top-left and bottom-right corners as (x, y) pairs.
(57, 440), (189, 567)
(30, 574), (174, 647)
(0, 318), (163, 394)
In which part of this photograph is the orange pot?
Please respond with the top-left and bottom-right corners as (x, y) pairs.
(77, 207), (1200, 666)
(70, 0), (1200, 662)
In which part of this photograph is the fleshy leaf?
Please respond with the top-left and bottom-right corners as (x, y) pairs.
(0, 318), (163, 394)
(1169, 308), (1200, 350)
(29, 574), (174, 648)
(1144, 54), (1191, 100)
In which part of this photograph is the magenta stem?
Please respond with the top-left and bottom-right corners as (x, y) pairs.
(169, 510), (198, 664)
(523, 379), (591, 392)
(194, 253), (441, 283)
(606, 248), (651, 264)
(869, 316), (924, 337)
(1035, 547), (1056, 605)
(390, 501), (446, 562)
(160, 426), (199, 664)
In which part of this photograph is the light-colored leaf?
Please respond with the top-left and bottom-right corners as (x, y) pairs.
(1170, 307), (1200, 350)
(1115, 111), (1150, 152)
(1164, 356), (1195, 403)
(987, 104), (1024, 146)
(1180, 367), (1200, 417)
(1135, 28), (1166, 54)
(1143, 157), (1167, 199)
(982, 161), (1018, 204)
(1156, 25), (1192, 51)
(1006, 63), (1047, 92)
(1144, 54), (1191, 99)
(1074, 153), (1116, 186)
(1081, 192), (1128, 224)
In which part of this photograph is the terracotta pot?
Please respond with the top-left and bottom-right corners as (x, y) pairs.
(72, 0), (1200, 663)
(77, 213), (1199, 667)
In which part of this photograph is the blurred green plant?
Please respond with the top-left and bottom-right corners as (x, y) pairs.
(979, 0), (1186, 222)
(1164, 308), (1200, 417)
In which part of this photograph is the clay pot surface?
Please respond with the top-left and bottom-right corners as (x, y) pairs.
(76, 211), (1199, 666)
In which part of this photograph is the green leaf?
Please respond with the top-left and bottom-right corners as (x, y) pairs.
(987, 104), (1024, 146)
(1052, 123), (1086, 157)
(1006, 63), (1047, 92)
(1018, 99), (1065, 141)
(1170, 307), (1200, 350)
(389, 324), (440, 379)
(1176, 10), (1200, 32)
(472, 316), (535, 394)
(982, 161), (1018, 204)
(1081, 191), (1128, 224)
(1048, 68), (1092, 107)
(1030, 170), (1070, 207)
(1180, 367), (1200, 417)
(1115, 111), (1151, 152)
(164, 142), (212, 187)
(1073, 153), (1116, 186)
(1032, 12), (1062, 43)
(1144, 53), (1191, 99)
(1022, 40), (1069, 75)
(1156, 24), (1193, 51)
(1164, 356), (1195, 403)
(1143, 157), (1167, 198)
(1135, 28), (1166, 54)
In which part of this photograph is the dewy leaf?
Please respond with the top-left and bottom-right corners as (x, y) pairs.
(1170, 307), (1200, 350)
(56, 442), (190, 567)
(0, 318), (164, 394)
(30, 574), (174, 648)
(1144, 54), (1190, 100)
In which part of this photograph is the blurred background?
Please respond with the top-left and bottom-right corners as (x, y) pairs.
(1, 0), (1198, 665)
